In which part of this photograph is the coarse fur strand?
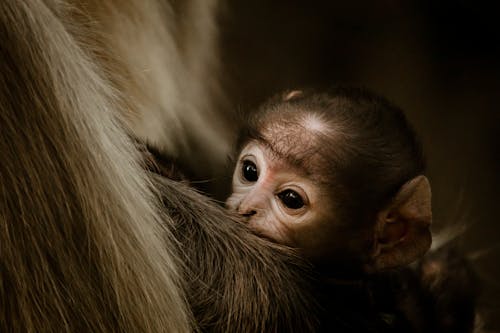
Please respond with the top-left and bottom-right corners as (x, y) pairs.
(0, 1), (189, 332)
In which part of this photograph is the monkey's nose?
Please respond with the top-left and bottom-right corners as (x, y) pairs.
(238, 204), (257, 217)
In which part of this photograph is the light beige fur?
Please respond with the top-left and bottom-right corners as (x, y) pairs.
(0, 1), (208, 331)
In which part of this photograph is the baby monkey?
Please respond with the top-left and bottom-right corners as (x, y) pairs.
(227, 87), (432, 276)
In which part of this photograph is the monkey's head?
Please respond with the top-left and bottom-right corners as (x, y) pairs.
(227, 87), (432, 276)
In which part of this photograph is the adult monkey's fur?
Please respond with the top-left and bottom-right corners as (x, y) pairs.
(0, 1), (317, 332)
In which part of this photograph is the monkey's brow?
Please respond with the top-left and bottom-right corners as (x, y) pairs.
(254, 136), (327, 184)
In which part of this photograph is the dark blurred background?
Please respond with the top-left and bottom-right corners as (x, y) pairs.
(217, 0), (499, 329)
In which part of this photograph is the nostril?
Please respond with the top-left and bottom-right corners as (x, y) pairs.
(242, 210), (257, 217)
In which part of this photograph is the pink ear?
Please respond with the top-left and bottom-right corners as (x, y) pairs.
(368, 175), (432, 272)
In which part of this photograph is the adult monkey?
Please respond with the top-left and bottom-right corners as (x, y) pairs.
(0, 1), (317, 332)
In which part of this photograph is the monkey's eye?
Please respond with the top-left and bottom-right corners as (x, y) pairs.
(241, 160), (258, 182)
(277, 190), (304, 210)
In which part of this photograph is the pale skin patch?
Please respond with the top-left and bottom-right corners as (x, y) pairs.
(301, 114), (329, 135)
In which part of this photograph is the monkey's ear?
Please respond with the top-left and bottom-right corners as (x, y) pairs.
(369, 175), (432, 272)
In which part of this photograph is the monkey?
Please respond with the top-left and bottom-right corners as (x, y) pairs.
(0, 1), (320, 332)
(226, 88), (479, 332)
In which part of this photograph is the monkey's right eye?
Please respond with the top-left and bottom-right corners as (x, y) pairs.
(277, 190), (304, 210)
(242, 160), (258, 182)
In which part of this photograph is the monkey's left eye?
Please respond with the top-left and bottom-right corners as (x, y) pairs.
(242, 160), (258, 182)
(278, 190), (304, 210)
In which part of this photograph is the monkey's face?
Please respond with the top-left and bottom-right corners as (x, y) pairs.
(226, 141), (335, 251)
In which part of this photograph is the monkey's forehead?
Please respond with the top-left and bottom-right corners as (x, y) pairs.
(256, 123), (334, 183)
